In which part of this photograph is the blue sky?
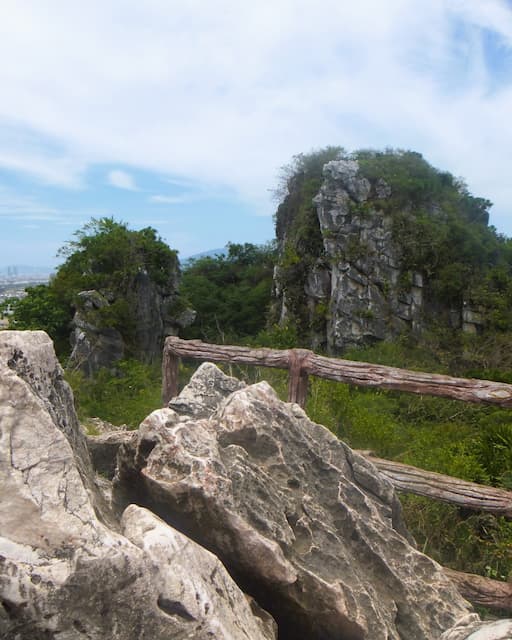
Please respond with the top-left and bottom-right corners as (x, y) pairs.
(1, 0), (512, 268)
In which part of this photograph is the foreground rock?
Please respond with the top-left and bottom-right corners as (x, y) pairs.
(0, 331), (275, 640)
(115, 362), (476, 640)
(3, 331), (511, 640)
(442, 617), (512, 640)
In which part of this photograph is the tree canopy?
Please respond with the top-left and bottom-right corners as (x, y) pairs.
(11, 217), (179, 354)
(180, 242), (276, 342)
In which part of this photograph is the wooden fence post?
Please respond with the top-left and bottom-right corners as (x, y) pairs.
(162, 344), (179, 406)
(287, 349), (311, 408)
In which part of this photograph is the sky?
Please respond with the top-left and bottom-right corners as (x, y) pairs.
(1, 0), (512, 269)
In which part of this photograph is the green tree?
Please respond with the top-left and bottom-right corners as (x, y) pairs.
(181, 242), (276, 342)
(10, 285), (72, 352)
(14, 217), (179, 357)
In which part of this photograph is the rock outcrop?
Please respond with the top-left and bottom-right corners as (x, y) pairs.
(2, 330), (511, 640)
(0, 331), (275, 640)
(68, 272), (194, 376)
(313, 159), (424, 351)
(68, 290), (126, 376)
(273, 153), (491, 353)
(115, 362), (477, 640)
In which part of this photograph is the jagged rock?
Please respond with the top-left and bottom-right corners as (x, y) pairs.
(86, 430), (134, 479)
(168, 361), (245, 418)
(69, 290), (125, 376)
(0, 329), (112, 526)
(0, 331), (276, 640)
(83, 416), (129, 434)
(68, 270), (195, 377)
(115, 362), (476, 640)
(311, 159), (425, 351)
(122, 505), (277, 640)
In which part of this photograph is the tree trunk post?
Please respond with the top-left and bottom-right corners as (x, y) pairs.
(162, 344), (179, 406)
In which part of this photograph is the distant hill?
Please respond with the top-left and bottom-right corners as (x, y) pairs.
(181, 248), (227, 266)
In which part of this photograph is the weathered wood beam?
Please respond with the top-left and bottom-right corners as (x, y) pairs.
(444, 567), (512, 613)
(163, 337), (512, 408)
(162, 342), (179, 405)
(287, 348), (310, 407)
(358, 451), (512, 518)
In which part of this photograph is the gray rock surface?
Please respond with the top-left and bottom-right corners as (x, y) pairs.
(3, 331), (511, 640)
(122, 505), (277, 640)
(115, 362), (475, 640)
(68, 270), (194, 376)
(86, 430), (134, 479)
(68, 290), (125, 376)
(0, 331), (276, 640)
(0, 330), (112, 525)
(442, 616), (512, 640)
(312, 159), (424, 351)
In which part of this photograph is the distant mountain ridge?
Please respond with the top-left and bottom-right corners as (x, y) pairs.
(181, 247), (227, 265)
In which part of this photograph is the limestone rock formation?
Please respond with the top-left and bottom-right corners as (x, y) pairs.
(68, 272), (195, 376)
(122, 505), (277, 640)
(68, 290), (125, 376)
(0, 331), (275, 640)
(441, 617), (512, 640)
(273, 154), (490, 353)
(115, 362), (476, 640)
(313, 159), (424, 351)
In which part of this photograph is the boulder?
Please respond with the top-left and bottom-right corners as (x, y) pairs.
(122, 505), (277, 640)
(0, 331), (276, 640)
(3, 331), (511, 640)
(86, 430), (134, 479)
(114, 362), (475, 640)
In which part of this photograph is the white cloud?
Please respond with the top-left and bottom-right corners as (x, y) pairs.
(0, 1), (511, 232)
(107, 169), (137, 190)
(149, 194), (192, 205)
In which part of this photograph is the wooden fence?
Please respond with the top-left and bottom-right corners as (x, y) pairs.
(162, 337), (512, 408)
(162, 336), (512, 612)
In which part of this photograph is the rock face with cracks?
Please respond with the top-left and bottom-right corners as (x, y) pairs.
(0, 331), (276, 640)
(2, 331), (511, 640)
(115, 361), (479, 640)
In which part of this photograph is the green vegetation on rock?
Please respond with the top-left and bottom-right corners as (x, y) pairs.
(10, 217), (180, 357)
(273, 147), (512, 344)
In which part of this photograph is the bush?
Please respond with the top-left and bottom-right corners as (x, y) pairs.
(67, 359), (162, 429)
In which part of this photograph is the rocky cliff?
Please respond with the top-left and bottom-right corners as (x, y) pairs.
(1, 330), (511, 639)
(68, 270), (194, 376)
(273, 150), (502, 353)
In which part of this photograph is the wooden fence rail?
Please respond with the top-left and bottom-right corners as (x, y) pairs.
(445, 568), (512, 613)
(357, 451), (512, 518)
(163, 337), (512, 408)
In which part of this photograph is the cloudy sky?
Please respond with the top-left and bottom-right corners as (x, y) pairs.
(1, 0), (512, 268)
